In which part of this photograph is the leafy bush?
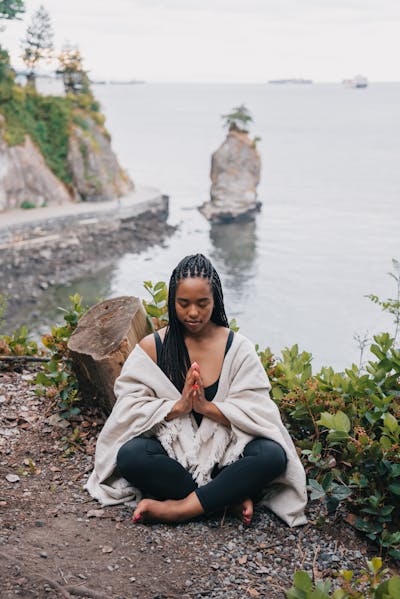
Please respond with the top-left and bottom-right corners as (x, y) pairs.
(20, 200), (36, 209)
(261, 333), (400, 560)
(286, 557), (400, 598)
(366, 259), (400, 346)
(0, 325), (39, 356)
(0, 293), (39, 355)
(0, 83), (109, 185)
(34, 294), (86, 419)
(142, 280), (169, 330)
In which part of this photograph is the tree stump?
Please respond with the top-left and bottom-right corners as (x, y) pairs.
(67, 296), (151, 414)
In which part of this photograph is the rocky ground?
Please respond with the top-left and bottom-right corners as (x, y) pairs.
(1, 364), (398, 599)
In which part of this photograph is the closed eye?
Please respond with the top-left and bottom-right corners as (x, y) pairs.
(198, 300), (210, 308)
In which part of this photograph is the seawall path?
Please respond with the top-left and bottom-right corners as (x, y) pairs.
(0, 187), (174, 326)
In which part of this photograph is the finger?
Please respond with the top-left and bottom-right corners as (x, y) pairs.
(193, 371), (204, 389)
(132, 511), (143, 523)
(185, 369), (195, 385)
(191, 362), (200, 371)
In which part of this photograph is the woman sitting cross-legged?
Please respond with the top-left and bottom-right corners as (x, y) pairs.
(86, 254), (307, 526)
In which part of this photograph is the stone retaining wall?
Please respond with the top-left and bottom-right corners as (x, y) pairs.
(0, 194), (173, 316)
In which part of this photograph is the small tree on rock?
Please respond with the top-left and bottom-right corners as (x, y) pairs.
(221, 104), (253, 133)
(57, 44), (90, 96)
(21, 4), (54, 89)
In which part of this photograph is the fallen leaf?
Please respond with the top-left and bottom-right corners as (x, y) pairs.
(248, 589), (260, 597)
(5, 474), (20, 483)
(87, 509), (105, 518)
(46, 414), (70, 429)
(102, 545), (114, 554)
(238, 555), (248, 564)
(344, 513), (357, 527)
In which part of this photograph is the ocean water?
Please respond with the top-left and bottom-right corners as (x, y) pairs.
(23, 83), (400, 370)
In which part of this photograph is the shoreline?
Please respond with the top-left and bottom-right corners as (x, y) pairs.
(0, 187), (175, 331)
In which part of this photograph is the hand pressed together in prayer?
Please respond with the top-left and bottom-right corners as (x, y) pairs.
(165, 362), (230, 427)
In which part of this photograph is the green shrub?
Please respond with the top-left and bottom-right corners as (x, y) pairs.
(286, 557), (400, 598)
(0, 83), (109, 185)
(20, 200), (36, 209)
(34, 293), (87, 419)
(261, 333), (400, 560)
(72, 112), (90, 131)
(0, 325), (39, 356)
(142, 280), (169, 330)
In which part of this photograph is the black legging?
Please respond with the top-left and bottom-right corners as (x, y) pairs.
(117, 436), (287, 514)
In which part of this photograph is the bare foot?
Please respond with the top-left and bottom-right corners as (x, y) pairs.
(229, 498), (254, 526)
(132, 492), (204, 524)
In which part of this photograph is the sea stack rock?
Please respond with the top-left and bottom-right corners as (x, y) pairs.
(200, 128), (261, 223)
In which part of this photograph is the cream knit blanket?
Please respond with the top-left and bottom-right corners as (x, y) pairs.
(85, 332), (308, 526)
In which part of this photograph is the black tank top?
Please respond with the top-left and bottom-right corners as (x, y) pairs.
(154, 329), (234, 426)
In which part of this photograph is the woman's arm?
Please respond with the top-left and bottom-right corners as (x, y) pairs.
(198, 400), (231, 427)
(139, 332), (193, 422)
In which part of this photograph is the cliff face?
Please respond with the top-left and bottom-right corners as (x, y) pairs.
(0, 105), (133, 211)
(67, 117), (133, 202)
(200, 129), (261, 223)
(0, 117), (71, 211)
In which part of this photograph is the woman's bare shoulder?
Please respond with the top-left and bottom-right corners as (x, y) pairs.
(138, 333), (157, 363)
(138, 327), (168, 363)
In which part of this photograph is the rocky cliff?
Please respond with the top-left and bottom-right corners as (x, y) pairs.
(200, 129), (261, 223)
(0, 117), (71, 210)
(0, 97), (133, 211)
(67, 116), (132, 202)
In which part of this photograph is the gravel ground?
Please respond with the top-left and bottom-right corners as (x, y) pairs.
(1, 364), (398, 599)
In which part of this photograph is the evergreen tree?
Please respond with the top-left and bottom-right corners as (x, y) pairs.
(0, 0), (25, 21)
(21, 4), (54, 88)
(57, 44), (90, 95)
(221, 104), (253, 133)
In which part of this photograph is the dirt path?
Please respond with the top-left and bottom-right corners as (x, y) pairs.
(1, 365), (398, 599)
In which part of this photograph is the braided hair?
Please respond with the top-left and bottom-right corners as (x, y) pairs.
(160, 254), (229, 392)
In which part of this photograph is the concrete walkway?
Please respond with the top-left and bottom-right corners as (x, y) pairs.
(0, 187), (168, 249)
(0, 186), (165, 230)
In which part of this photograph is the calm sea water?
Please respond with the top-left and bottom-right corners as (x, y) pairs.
(23, 83), (400, 370)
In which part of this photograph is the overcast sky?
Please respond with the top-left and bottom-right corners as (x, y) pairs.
(2, 0), (399, 82)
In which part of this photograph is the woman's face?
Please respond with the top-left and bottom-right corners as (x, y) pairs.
(175, 276), (214, 334)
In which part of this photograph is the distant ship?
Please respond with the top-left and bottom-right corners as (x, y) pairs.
(91, 79), (145, 85)
(342, 75), (368, 89)
(268, 78), (313, 84)
(108, 79), (145, 85)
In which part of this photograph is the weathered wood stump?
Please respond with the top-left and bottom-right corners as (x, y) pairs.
(67, 296), (151, 414)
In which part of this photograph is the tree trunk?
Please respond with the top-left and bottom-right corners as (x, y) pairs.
(67, 296), (151, 414)
(26, 71), (36, 90)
